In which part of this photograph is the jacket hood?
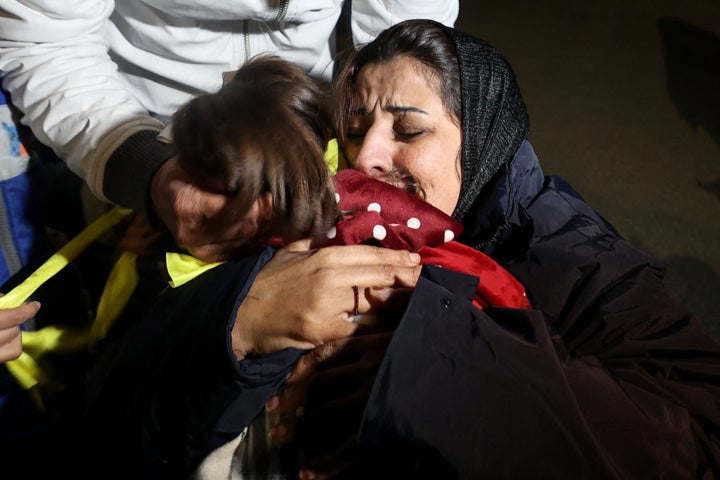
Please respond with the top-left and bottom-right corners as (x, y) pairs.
(438, 25), (530, 225)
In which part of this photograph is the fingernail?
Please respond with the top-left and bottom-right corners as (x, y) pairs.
(409, 252), (421, 263)
(265, 396), (279, 411)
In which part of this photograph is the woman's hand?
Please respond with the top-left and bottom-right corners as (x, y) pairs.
(0, 301), (41, 363)
(260, 284), (413, 479)
(230, 239), (421, 360)
(267, 330), (397, 479)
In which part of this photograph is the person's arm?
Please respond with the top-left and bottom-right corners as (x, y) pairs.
(0, 301), (41, 362)
(75, 242), (421, 477)
(0, 0), (259, 251)
(0, 1), (170, 216)
(349, 0), (459, 45)
(231, 240), (422, 358)
(77, 250), (299, 478)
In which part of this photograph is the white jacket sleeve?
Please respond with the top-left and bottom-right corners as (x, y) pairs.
(0, 0), (166, 205)
(350, 0), (459, 46)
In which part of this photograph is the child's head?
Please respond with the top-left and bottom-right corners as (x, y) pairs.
(171, 55), (339, 249)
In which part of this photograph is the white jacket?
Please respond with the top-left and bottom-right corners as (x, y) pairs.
(0, 0), (458, 212)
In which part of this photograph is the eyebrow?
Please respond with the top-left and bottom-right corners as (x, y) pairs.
(352, 105), (429, 116)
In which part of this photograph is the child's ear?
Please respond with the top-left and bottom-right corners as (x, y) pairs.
(256, 192), (274, 221)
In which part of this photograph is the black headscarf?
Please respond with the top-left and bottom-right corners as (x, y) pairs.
(438, 26), (530, 224)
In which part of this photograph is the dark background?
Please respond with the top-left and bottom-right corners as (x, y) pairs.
(457, 1), (720, 338)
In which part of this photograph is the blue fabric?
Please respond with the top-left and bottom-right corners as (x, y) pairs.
(0, 89), (64, 478)
(1, 89), (31, 285)
(0, 171), (46, 284)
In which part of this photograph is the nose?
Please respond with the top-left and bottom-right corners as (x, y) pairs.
(352, 125), (394, 178)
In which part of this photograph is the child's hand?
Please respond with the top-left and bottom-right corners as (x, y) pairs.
(114, 213), (163, 255)
(0, 300), (41, 363)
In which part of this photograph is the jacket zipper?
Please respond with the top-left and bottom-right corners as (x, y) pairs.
(474, 222), (510, 252)
(243, 19), (251, 62)
(275, 0), (290, 21)
(242, 2), (289, 63)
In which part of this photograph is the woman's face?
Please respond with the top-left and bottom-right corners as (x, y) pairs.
(344, 56), (462, 217)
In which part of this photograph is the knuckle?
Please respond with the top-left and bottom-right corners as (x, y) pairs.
(10, 341), (22, 359)
(309, 267), (336, 290)
(379, 263), (394, 282)
(310, 245), (331, 258)
(7, 309), (25, 324)
(2, 338), (22, 361)
(294, 314), (328, 348)
(310, 246), (338, 264)
(372, 245), (390, 262)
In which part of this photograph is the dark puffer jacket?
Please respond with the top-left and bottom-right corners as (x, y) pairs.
(358, 140), (720, 479)
(354, 22), (720, 479)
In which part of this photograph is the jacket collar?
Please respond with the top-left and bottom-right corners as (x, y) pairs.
(457, 140), (543, 260)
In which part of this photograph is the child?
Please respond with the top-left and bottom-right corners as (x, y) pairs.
(170, 55), (339, 254)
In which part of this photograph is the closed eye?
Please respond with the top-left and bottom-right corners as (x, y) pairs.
(394, 130), (424, 140)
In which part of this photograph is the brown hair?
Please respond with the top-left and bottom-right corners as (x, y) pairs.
(171, 55), (339, 245)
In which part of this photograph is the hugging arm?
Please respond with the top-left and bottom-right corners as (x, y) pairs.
(75, 250), (291, 478)
(0, 1), (169, 214)
(73, 243), (421, 478)
(230, 241), (421, 359)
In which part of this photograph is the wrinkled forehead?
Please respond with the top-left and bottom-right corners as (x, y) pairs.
(354, 55), (442, 93)
(351, 56), (454, 121)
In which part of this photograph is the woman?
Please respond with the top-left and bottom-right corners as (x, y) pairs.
(263, 19), (720, 479)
